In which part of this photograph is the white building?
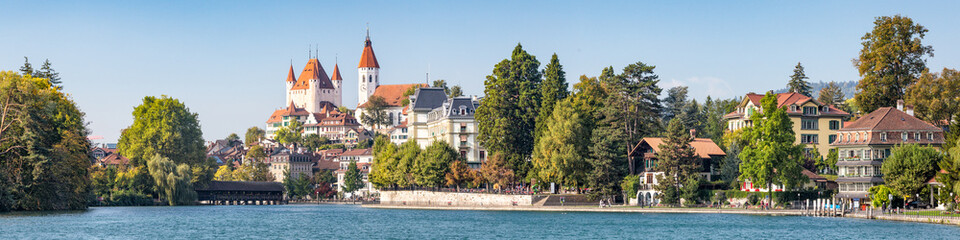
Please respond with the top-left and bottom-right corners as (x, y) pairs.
(352, 31), (429, 130)
(266, 147), (314, 183)
(336, 148), (376, 197)
(426, 96), (486, 168)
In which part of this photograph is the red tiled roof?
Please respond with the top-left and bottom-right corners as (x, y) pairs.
(727, 92), (850, 118)
(266, 102), (311, 123)
(331, 64), (343, 81)
(358, 83), (428, 108)
(832, 107), (945, 146)
(341, 148), (373, 156)
(292, 58), (334, 90)
(100, 153), (130, 166)
(631, 137), (726, 158)
(358, 38), (379, 68)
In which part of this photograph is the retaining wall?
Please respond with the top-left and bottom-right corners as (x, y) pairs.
(379, 190), (533, 207)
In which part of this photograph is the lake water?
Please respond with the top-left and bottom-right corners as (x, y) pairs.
(2, 204), (959, 239)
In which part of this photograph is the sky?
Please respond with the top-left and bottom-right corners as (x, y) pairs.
(2, 0), (959, 144)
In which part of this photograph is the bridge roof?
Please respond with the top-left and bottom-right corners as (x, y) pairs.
(197, 181), (284, 192)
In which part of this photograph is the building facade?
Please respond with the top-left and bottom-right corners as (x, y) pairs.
(832, 105), (944, 207)
(266, 147), (314, 183)
(724, 92), (850, 158)
(336, 148), (376, 197)
(627, 134), (726, 206)
(426, 96), (486, 168)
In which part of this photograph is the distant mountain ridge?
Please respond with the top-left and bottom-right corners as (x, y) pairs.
(773, 80), (858, 100)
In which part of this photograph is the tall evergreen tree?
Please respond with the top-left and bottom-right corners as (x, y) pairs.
(36, 59), (61, 87)
(653, 118), (700, 206)
(854, 15), (933, 113)
(476, 43), (541, 178)
(534, 53), (569, 143)
(662, 86), (688, 123)
(788, 62), (812, 96)
(18, 57), (33, 76)
(342, 161), (364, 194)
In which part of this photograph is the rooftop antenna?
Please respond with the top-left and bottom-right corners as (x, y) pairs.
(366, 22), (370, 40)
(315, 44), (319, 60)
(426, 64), (430, 84)
(308, 45), (312, 59)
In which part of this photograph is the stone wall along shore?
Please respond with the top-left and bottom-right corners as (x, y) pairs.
(379, 190), (533, 207)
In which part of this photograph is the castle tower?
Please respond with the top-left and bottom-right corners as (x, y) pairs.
(357, 30), (380, 107)
(331, 63), (343, 107)
(285, 64), (296, 105)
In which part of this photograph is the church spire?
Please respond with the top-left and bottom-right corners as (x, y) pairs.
(286, 64), (296, 82)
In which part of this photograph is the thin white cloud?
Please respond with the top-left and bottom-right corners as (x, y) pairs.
(663, 77), (736, 100)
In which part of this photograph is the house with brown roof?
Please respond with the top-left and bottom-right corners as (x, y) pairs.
(98, 153), (130, 168)
(627, 131), (726, 205)
(831, 104), (945, 207)
(724, 92), (851, 159)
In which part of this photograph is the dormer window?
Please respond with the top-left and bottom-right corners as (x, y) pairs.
(915, 133), (921, 141)
(822, 106), (829, 113)
(902, 132), (908, 141)
(880, 133), (887, 142)
(802, 106), (818, 115)
(928, 133), (934, 141)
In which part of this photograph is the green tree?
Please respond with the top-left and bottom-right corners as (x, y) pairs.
(621, 174), (641, 202)
(214, 165), (234, 181)
(532, 99), (588, 190)
(0, 71), (92, 211)
(677, 99), (703, 134)
(476, 43), (541, 177)
(274, 120), (303, 146)
(342, 161), (364, 194)
(415, 141), (457, 187)
(245, 126), (265, 146)
(662, 86), (688, 123)
(936, 138), (960, 205)
(225, 133), (240, 142)
(869, 185), (896, 208)
(818, 81), (845, 105)
(905, 68), (960, 124)
(35, 59), (61, 88)
(817, 148), (839, 174)
(654, 118), (701, 206)
(302, 134), (328, 151)
(787, 62), (812, 96)
(534, 53), (569, 143)
(854, 15), (934, 113)
(882, 144), (942, 201)
(720, 143), (742, 185)
(738, 91), (806, 208)
(394, 141), (421, 187)
(19, 57), (33, 76)
(369, 135), (398, 188)
(117, 95), (206, 167)
(361, 95), (390, 129)
(146, 155), (196, 206)
(399, 85), (422, 106)
(449, 85), (464, 97)
(432, 79), (450, 95)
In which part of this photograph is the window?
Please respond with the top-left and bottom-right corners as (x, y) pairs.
(829, 120), (840, 130)
(803, 106), (818, 115)
(854, 133), (859, 142)
(880, 133), (887, 142)
(838, 134), (843, 142)
(460, 123), (467, 133)
(915, 133), (921, 141)
(902, 132), (908, 141)
(829, 134), (837, 144)
(801, 134), (818, 144)
(459, 151), (467, 159)
(928, 133), (934, 141)
(460, 135), (468, 146)
(801, 119), (818, 130)
(822, 106), (830, 113)
(479, 151), (486, 161)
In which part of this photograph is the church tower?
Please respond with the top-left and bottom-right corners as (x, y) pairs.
(357, 30), (380, 107)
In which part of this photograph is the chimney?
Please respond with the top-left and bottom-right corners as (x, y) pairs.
(905, 105), (915, 116)
(897, 99), (905, 111)
(690, 129), (697, 139)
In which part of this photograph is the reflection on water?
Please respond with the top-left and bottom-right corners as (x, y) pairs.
(2, 204), (958, 239)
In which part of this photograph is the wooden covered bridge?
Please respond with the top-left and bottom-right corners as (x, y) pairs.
(196, 181), (285, 205)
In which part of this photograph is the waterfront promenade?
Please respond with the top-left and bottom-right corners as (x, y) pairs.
(363, 204), (804, 216)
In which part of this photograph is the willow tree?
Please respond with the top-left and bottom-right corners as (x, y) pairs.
(147, 155), (196, 206)
(738, 91), (806, 208)
(854, 15), (934, 113)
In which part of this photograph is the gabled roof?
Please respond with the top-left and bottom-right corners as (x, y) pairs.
(286, 65), (296, 82)
(100, 153), (130, 166)
(726, 92), (849, 119)
(266, 102), (311, 123)
(630, 137), (726, 159)
(411, 87), (449, 111)
(358, 83), (429, 108)
(331, 64), (343, 81)
(358, 37), (379, 68)
(841, 107), (942, 131)
(341, 148), (373, 156)
(291, 58), (334, 90)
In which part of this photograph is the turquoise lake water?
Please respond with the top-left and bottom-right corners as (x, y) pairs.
(2, 204), (959, 239)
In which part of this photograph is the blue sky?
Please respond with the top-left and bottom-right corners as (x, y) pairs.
(2, 1), (958, 144)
